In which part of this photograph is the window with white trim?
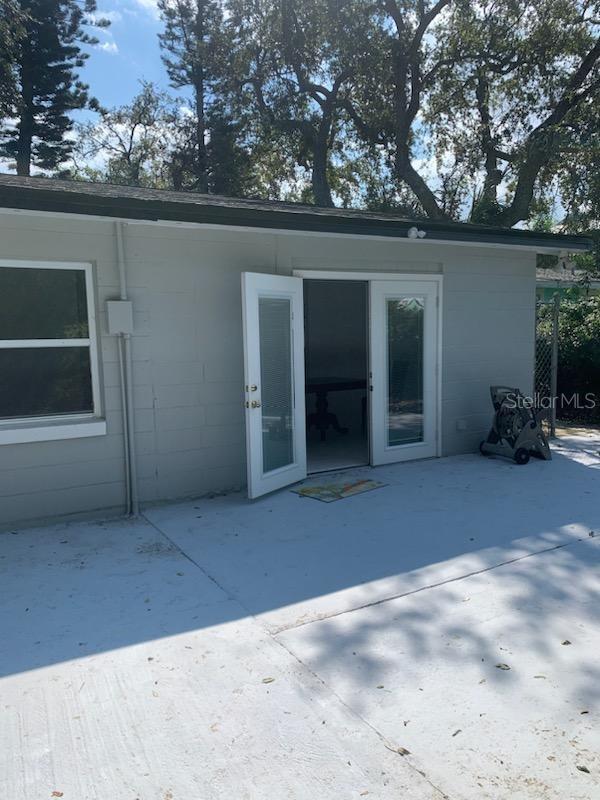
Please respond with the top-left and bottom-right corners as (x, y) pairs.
(0, 260), (101, 424)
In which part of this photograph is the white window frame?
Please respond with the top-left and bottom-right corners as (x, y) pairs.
(0, 259), (106, 445)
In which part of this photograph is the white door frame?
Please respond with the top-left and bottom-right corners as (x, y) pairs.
(294, 270), (443, 461)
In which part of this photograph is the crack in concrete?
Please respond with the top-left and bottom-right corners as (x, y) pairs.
(143, 512), (595, 800)
(272, 630), (452, 799)
(271, 536), (594, 635)
(144, 510), (451, 797)
(141, 512), (254, 613)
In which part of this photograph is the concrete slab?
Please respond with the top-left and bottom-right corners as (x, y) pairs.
(2, 431), (599, 799)
(278, 536), (600, 800)
(145, 433), (600, 632)
(0, 518), (437, 800)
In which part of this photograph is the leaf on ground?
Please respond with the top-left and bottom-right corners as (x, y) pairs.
(262, 677), (275, 684)
(562, 640), (572, 646)
(534, 675), (547, 679)
(51, 793), (64, 798)
(580, 710), (589, 714)
(577, 765), (591, 774)
(452, 729), (462, 737)
(385, 744), (410, 756)
(495, 663), (511, 670)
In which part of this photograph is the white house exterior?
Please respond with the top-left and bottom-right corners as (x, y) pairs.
(0, 175), (591, 527)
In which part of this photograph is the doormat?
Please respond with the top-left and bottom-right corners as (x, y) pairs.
(292, 478), (386, 503)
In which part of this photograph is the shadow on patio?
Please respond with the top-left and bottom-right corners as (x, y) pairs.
(1, 431), (599, 691)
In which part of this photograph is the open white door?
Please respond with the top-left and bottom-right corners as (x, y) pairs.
(370, 280), (440, 465)
(242, 272), (306, 498)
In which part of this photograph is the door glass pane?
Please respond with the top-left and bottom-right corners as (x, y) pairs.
(0, 267), (89, 340)
(0, 347), (93, 419)
(259, 297), (294, 473)
(387, 297), (424, 446)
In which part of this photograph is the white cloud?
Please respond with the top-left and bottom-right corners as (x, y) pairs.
(97, 41), (119, 54)
(91, 10), (123, 23)
(131, 0), (160, 18)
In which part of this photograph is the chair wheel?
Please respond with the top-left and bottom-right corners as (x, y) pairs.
(514, 448), (530, 465)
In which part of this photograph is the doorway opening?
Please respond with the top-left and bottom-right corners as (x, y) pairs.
(303, 279), (369, 473)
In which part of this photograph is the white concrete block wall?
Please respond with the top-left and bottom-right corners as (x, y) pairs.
(0, 211), (537, 527)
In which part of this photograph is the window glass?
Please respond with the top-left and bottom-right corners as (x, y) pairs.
(387, 297), (424, 446)
(259, 297), (294, 473)
(0, 347), (93, 420)
(0, 267), (89, 340)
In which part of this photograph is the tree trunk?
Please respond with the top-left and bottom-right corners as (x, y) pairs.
(312, 130), (333, 207)
(15, 42), (33, 177)
(193, 73), (208, 192)
(396, 146), (447, 219)
(192, 5), (209, 193)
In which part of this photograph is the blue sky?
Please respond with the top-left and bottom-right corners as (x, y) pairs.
(81, 0), (170, 115)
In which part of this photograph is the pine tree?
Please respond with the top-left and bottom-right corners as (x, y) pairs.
(0, 0), (26, 120)
(0, 0), (108, 176)
(158, 0), (239, 193)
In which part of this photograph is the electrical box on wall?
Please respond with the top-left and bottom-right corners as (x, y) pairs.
(107, 300), (134, 335)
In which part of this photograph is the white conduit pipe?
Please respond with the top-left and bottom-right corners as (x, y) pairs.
(117, 335), (131, 513)
(115, 222), (139, 516)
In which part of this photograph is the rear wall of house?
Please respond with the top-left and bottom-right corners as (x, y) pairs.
(0, 211), (536, 527)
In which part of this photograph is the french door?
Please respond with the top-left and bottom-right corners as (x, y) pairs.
(369, 280), (439, 465)
(242, 273), (307, 498)
(242, 272), (440, 498)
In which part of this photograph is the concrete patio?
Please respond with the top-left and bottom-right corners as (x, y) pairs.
(1, 430), (600, 800)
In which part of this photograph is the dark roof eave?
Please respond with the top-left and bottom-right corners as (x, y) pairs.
(0, 179), (593, 252)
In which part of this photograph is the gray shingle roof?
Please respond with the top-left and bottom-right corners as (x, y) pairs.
(0, 173), (592, 252)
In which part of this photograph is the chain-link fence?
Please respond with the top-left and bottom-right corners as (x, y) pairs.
(535, 295), (560, 437)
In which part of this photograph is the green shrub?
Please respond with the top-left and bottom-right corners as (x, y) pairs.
(556, 296), (600, 423)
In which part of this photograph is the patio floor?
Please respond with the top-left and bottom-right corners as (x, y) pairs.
(2, 431), (600, 799)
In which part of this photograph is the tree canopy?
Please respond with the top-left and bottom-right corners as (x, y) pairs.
(0, 0), (108, 175)
(2, 0), (598, 233)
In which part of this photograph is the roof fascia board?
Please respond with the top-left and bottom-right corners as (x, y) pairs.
(0, 204), (589, 254)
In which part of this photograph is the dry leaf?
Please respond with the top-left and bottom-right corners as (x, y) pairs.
(385, 744), (410, 756)
(51, 793), (64, 798)
(262, 677), (275, 684)
(577, 765), (590, 774)
(452, 729), (462, 737)
(496, 663), (511, 670)
(562, 640), (572, 646)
